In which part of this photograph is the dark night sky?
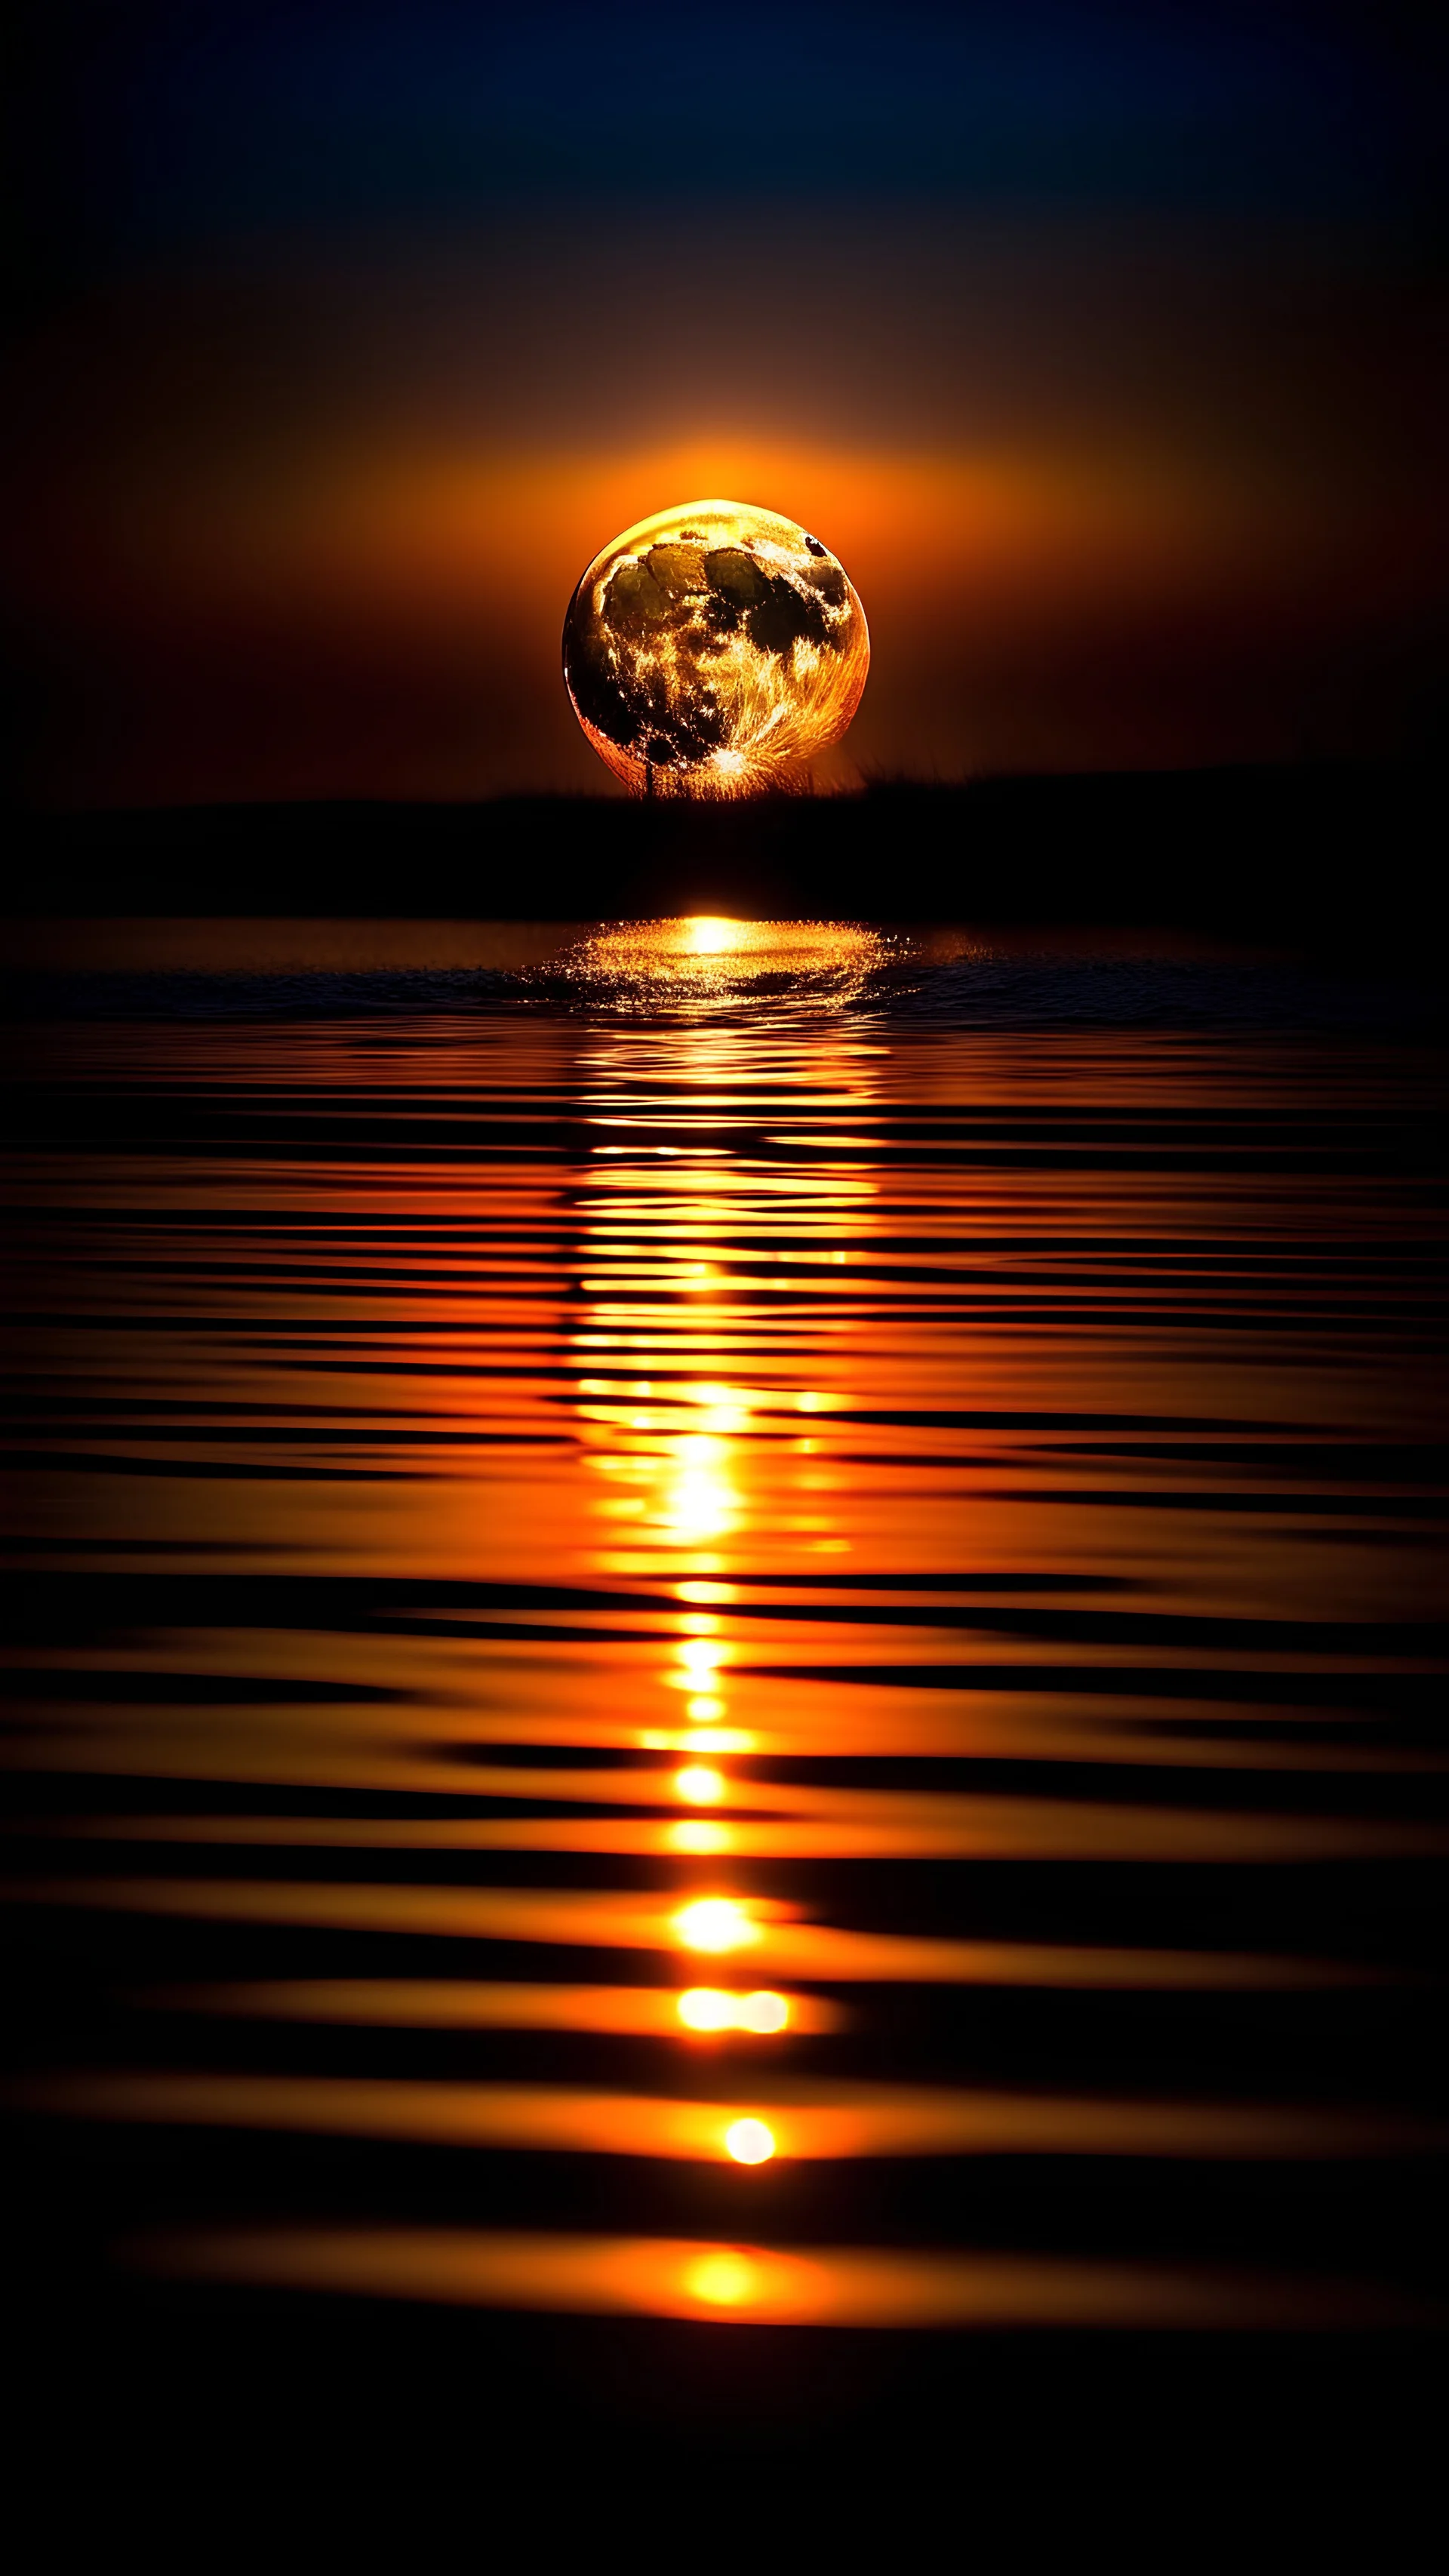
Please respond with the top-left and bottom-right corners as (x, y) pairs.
(6, 1), (1444, 805)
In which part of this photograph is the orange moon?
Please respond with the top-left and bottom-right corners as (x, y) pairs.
(562, 498), (869, 796)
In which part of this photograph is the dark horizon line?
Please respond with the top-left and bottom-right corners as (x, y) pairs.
(6, 762), (1438, 952)
(11, 753), (1429, 833)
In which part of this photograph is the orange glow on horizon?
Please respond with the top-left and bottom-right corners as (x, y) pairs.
(17, 378), (1430, 806)
(23, 426), (1348, 809)
(197, 438), (1275, 629)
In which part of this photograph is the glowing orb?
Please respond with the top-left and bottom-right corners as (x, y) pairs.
(666, 1820), (731, 1854)
(678, 1988), (736, 2031)
(686, 2251), (757, 2307)
(673, 1897), (758, 1953)
(562, 498), (869, 796)
(673, 1765), (726, 1802)
(738, 1992), (789, 2034)
(724, 2118), (777, 2165)
(677, 1990), (791, 2034)
(685, 917), (746, 956)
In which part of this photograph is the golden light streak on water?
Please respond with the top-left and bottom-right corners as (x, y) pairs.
(14, 2070), (1438, 2162)
(561, 917), (890, 1003)
(131, 1980), (835, 2035)
(3, 973), (1446, 2373)
(2, 1878), (1395, 1984)
(20, 1789), (1447, 1859)
(124, 2228), (1436, 2331)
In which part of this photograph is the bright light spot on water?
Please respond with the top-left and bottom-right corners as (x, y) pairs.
(686, 916), (746, 956)
(667, 1820), (731, 1854)
(674, 1638), (727, 1686)
(678, 1989), (734, 2030)
(685, 1384), (744, 1414)
(663, 1460), (735, 1547)
(561, 919), (889, 1000)
(675, 1898), (757, 1953)
(740, 1992), (789, 2033)
(675, 1765), (725, 1802)
(725, 2118), (777, 2165)
(687, 2251), (756, 2306)
(678, 1990), (791, 2034)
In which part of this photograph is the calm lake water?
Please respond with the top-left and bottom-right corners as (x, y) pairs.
(4, 917), (1447, 2471)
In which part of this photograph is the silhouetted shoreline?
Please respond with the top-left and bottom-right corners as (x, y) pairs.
(5, 765), (1436, 956)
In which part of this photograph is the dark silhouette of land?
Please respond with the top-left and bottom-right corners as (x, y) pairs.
(4, 765), (1437, 953)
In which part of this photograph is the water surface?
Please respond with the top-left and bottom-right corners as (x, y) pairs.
(4, 919), (1446, 2390)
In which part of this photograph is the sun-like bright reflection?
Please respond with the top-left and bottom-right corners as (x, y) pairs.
(685, 917), (746, 957)
(678, 1990), (791, 2034)
(666, 1820), (732, 1855)
(737, 1992), (790, 2034)
(563, 1023), (881, 2036)
(724, 2118), (777, 2165)
(674, 1765), (725, 1803)
(639, 1727), (754, 1756)
(685, 2251), (758, 2307)
(662, 1438), (739, 1547)
(677, 1988), (740, 2030)
(674, 1898), (758, 1953)
(561, 916), (889, 1001)
(669, 1636), (728, 1692)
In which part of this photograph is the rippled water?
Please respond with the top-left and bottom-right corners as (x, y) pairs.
(4, 919), (1447, 2464)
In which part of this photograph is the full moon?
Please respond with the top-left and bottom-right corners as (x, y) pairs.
(562, 498), (869, 796)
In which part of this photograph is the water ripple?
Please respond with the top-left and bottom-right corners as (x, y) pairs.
(3, 927), (1446, 2357)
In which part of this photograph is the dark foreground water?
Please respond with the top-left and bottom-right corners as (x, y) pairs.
(3, 919), (1447, 2516)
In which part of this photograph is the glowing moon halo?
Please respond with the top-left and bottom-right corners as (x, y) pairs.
(562, 499), (869, 796)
